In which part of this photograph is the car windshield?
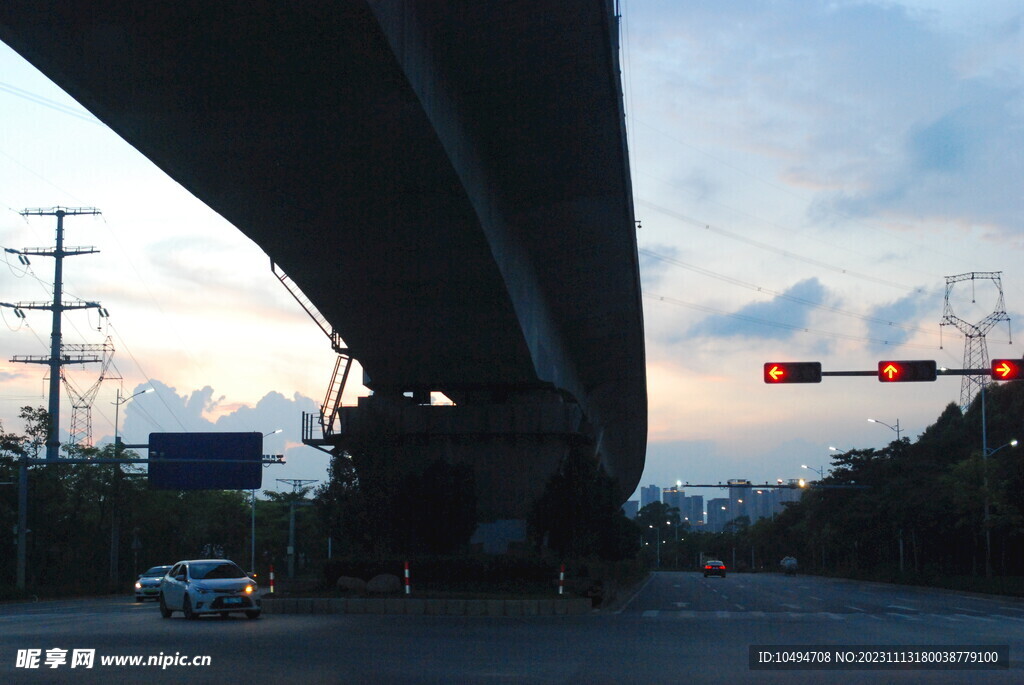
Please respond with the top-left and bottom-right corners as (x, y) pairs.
(143, 566), (172, 577)
(189, 562), (246, 580)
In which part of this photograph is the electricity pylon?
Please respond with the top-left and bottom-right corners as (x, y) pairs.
(1, 206), (105, 460)
(940, 272), (1011, 412)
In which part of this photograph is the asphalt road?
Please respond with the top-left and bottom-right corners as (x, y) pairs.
(2, 572), (1023, 684)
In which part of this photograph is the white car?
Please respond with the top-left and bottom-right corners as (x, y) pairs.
(135, 565), (173, 602)
(159, 559), (261, 619)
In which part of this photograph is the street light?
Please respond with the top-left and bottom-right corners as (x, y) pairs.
(251, 429), (283, 573)
(801, 464), (825, 479)
(867, 418), (901, 442)
(112, 387), (153, 453)
(981, 431), (1018, 579)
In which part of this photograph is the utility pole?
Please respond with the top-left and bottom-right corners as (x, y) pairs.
(2, 206), (104, 460)
(277, 478), (318, 579)
(2, 206), (103, 591)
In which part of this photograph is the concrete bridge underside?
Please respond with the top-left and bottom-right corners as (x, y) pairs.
(0, 0), (646, 524)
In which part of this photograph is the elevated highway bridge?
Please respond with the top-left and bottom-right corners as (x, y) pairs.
(0, 0), (646, 531)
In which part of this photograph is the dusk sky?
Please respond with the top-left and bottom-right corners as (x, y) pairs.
(1, 1), (1021, 503)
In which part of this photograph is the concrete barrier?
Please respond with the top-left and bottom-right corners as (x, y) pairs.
(262, 597), (591, 616)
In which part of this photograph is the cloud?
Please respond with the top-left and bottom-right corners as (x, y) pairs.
(638, 243), (681, 290)
(865, 289), (935, 350)
(688, 278), (831, 340)
(629, 1), (1023, 235)
(116, 380), (328, 491)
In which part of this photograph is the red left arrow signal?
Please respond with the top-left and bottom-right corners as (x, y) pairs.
(763, 362), (822, 384)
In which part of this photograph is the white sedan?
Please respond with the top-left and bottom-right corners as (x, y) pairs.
(159, 559), (261, 619)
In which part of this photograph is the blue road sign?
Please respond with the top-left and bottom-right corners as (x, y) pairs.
(148, 432), (262, 490)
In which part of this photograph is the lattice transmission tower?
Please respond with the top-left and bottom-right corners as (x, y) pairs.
(940, 272), (1011, 412)
(63, 337), (116, 446)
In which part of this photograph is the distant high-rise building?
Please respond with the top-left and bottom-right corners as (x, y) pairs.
(684, 495), (704, 526)
(707, 498), (731, 532)
(728, 479), (751, 523)
(622, 500), (639, 520)
(663, 485), (684, 514)
(640, 484), (661, 510)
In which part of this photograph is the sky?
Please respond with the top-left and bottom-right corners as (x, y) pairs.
(0, 1), (1021, 505)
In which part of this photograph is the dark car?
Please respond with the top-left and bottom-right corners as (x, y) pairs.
(135, 565), (173, 602)
(703, 560), (727, 578)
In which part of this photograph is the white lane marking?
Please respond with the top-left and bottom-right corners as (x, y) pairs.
(676, 610), (696, 619)
(808, 596), (823, 601)
(868, 614), (883, 620)
(886, 612), (920, 621)
(845, 605), (865, 612)
(886, 604), (917, 611)
(779, 603), (802, 610)
(955, 614), (994, 622)
(823, 613), (845, 620)
(673, 602), (689, 608)
(0, 611), (112, 622)
(734, 604), (745, 611)
(939, 615), (962, 622)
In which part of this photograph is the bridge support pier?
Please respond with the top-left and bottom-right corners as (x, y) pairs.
(310, 391), (589, 551)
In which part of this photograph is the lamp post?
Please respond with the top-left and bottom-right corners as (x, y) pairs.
(109, 387), (152, 586)
(868, 418), (901, 442)
(801, 464), (825, 479)
(252, 429), (282, 573)
(113, 387), (153, 454)
(980, 380), (1017, 578)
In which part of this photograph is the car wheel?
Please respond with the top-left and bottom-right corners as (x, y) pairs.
(245, 610), (261, 620)
(159, 594), (172, 618)
(183, 596), (198, 620)
(135, 596), (144, 603)
(703, 573), (708, 577)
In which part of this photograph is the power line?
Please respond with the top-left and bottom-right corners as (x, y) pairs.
(639, 247), (939, 339)
(638, 198), (924, 293)
(643, 291), (941, 350)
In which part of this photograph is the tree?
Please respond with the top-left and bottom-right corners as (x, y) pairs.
(527, 446), (640, 561)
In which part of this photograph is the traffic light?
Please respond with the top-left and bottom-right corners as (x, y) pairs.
(763, 362), (822, 384)
(877, 360), (937, 382)
(992, 359), (1024, 381)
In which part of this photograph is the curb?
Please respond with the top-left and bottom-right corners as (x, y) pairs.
(263, 596), (592, 616)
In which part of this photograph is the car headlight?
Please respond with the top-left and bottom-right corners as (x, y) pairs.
(245, 584), (254, 594)
(134, 582), (142, 590)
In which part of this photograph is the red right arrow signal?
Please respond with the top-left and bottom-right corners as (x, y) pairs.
(992, 359), (1023, 380)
